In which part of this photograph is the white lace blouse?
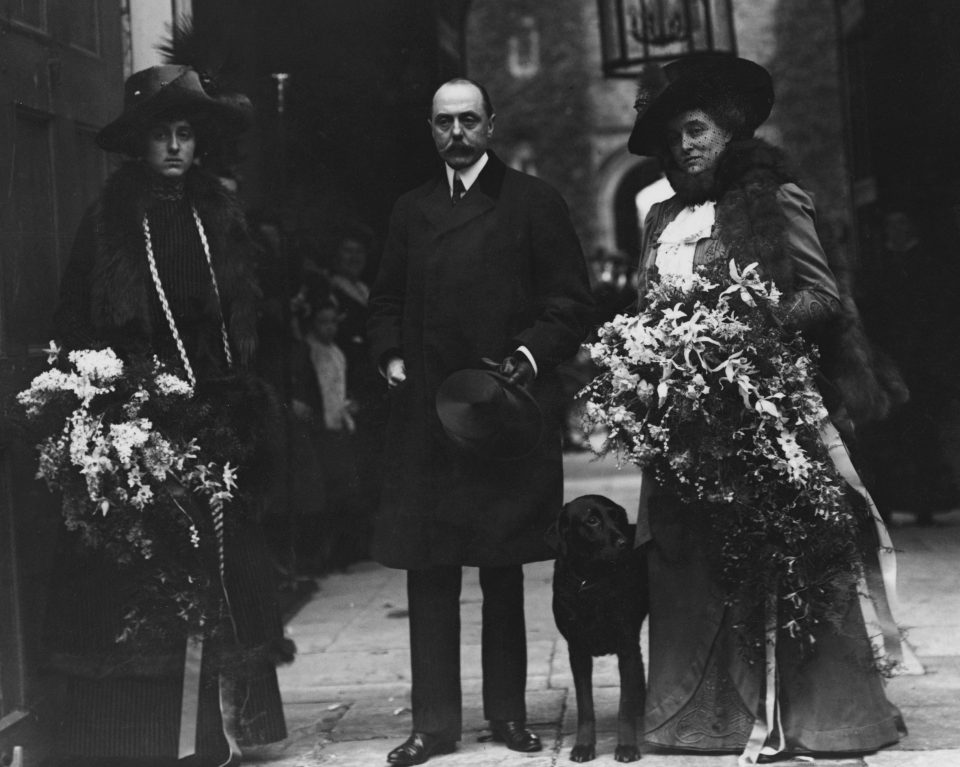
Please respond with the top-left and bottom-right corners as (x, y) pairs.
(654, 201), (716, 277)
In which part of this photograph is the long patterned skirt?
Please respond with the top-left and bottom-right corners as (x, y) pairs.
(643, 495), (903, 756)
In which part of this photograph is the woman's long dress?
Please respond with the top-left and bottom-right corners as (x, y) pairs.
(46, 169), (288, 763)
(638, 187), (903, 756)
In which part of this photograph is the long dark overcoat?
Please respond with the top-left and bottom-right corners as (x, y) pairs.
(367, 153), (593, 569)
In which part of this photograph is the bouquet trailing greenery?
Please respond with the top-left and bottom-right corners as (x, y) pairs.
(18, 346), (239, 642)
(582, 260), (861, 654)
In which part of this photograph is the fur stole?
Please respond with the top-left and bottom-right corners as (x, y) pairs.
(88, 162), (260, 365)
(710, 139), (799, 297)
(678, 139), (908, 425)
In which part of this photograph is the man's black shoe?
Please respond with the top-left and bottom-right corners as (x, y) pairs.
(386, 732), (456, 765)
(484, 720), (543, 752)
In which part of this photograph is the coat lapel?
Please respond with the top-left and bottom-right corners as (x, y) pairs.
(417, 153), (507, 235)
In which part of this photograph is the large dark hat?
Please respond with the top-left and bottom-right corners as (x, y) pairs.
(96, 65), (250, 155)
(435, 369), (543, 461)
(628, 54), (774, 156)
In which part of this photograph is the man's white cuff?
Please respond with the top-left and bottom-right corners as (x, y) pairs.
(516, 346), (538, 377)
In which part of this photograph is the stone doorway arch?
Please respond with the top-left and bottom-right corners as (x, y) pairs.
(595, 148), (662, 260)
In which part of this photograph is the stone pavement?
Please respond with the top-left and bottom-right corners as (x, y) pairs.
(245, 452), (960, 767)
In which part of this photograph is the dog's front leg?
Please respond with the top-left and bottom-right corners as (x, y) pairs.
(614, 645), (645, 762)
(568, 644), (597, 762)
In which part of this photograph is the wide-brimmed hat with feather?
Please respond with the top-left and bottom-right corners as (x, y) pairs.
(97, 65), (250, 155)
(628, 54), (774, 157)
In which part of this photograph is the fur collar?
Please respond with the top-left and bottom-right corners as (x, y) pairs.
(663, 138), (908, 424)
(711, 139), (799, 298)
(713, 138), (799, 196)
(661, 140), (802, 297)
(88, 162), (259, 366)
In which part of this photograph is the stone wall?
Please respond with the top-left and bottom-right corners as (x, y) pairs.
(466, 0), (853, 260)
(466, 0), (595, 247)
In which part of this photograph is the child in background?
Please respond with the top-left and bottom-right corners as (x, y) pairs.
(289, 296), (360, 573)
(304, 299), (356, 434)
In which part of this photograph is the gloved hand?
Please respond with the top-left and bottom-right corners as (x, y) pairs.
(499, 354), (534, 388)
(385, 357), (407, 389)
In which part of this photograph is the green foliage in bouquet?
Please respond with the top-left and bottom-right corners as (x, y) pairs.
(18, 347), (241, 643)
(582, 260), (861, 656)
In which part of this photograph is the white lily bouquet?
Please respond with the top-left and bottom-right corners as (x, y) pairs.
(18, 347), (239, 642)
(582, 261), (861, 654)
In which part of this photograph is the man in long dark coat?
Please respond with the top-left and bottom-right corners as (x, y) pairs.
(367, 78), (593, 765)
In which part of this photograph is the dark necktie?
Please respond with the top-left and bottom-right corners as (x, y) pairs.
(451, 174), (465, 206)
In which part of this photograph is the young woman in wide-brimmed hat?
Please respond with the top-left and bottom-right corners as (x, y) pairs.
(47, 65), (290, 766)
(627, 54), (906, 761)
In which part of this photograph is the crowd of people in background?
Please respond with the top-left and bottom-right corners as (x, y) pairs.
(247, 221), (387, 586)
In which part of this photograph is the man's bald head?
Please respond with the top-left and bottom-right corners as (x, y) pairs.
(429, 79), (496, 170)
(432, 78), (495, 120)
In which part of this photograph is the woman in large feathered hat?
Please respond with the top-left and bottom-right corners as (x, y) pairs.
(626, 53), (906, 762)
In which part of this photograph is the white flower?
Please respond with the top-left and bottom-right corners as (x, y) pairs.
(108, 419), (152, 467)
(637, 380), (656, 404)
(607, 405), (634, 427)
(777, 429), (811, 484)
(69, 348), (124, 384)
(141, 435), (177, 480)
(17, 369), (76, 415)
(755, 399), (781, 418)
(155, 373), (193, 397)
(43, 340), (61, 364)
(662, 304), (687, 323)
(587, 342), (608, 363)
(611, 368), (640, 395)
(222, 462), (238, 492)
(131, 484), (154, 510)
(584, 400), (603, 420)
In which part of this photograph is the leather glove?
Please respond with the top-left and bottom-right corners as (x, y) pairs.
(499, 354), (534, 388)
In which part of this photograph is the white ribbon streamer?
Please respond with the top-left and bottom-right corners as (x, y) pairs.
(177, 636), (204, 758)
(820, 420), (904, 664)
(217, 674), (243, 766)
(739, 590), (785, 766)
(737, 420), (906, 765)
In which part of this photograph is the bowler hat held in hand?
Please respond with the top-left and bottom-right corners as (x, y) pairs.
(436, 368), (543, 461)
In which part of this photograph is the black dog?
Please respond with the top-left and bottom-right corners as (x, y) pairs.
(546, 494), (648, 763)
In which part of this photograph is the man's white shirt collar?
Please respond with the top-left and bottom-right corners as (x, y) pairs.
(446, 152), (489, 197)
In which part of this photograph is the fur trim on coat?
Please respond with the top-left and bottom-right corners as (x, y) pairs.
(86, 161), (260, 366)
(683, 139), (908, 425)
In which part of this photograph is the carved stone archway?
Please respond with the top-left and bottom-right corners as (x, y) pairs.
(594, 147), (662, 259)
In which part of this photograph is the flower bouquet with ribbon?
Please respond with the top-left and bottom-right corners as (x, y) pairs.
(581, 260), (863, 655)
(18, 345), (239, 643)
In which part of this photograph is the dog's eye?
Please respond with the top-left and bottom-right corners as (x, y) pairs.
(585, 516), (600, 526)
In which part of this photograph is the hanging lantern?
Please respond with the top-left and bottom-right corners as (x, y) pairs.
(598, 0), (737, 77)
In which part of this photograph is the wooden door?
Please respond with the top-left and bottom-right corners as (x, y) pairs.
(0, 1), (123, 762)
